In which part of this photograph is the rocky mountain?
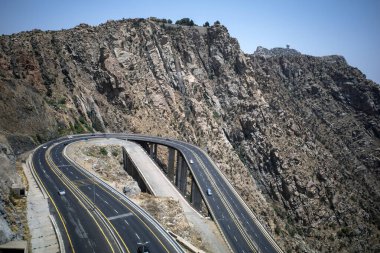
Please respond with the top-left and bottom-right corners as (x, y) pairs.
(0, 18), (379, 252)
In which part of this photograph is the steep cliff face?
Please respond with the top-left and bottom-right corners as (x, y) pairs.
(0, 18), (379, 252)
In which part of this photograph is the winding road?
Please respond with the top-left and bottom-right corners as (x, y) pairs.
(31, 133), (282, 253)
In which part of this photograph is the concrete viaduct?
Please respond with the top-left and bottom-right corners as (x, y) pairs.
(122, 141), (205, 213)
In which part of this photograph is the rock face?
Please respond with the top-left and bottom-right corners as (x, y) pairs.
(0, 18), (379, 252)
(0, 135), (26, 244)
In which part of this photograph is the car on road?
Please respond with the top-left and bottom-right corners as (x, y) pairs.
(207, 188), (212, 196)
(189, 159), (194, 164)
(58, 189), (66, 196)
(137, 245), (150, 253)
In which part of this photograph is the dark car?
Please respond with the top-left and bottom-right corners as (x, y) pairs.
(137, 245), (150, 253)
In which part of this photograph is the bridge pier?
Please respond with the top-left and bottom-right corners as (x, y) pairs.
(179, 160), (188, 194)
(167, 148), (175, 182)
(175, 152), (182, 188)
(175, 153), (188, 195)
(191, 179), (202, 211)
(139, 142), (150, 154)
(149, 143), (158, 161)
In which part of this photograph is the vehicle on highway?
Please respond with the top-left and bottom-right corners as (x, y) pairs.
(58, 189), (66, 196)
(207, 188), (212, 196)
(189, 159), (194, 164)
(43, 146), (47, 149)
(137, 242), (150, 253)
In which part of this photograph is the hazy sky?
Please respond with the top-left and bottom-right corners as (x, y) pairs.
(1, 0), (379, 83)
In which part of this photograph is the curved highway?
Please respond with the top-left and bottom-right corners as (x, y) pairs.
(31, 136), (184, 253)
(32, 133), (282, 253)
(122, 134), (283, 253)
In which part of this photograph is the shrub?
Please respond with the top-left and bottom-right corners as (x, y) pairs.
(175, 18), (196, 26)
(275, 226), (281, 235)
(99, 147), (108, 156)
(203, 21), (210, 27)
(213, 111), (220, 119)
(73, 121), (85, 134)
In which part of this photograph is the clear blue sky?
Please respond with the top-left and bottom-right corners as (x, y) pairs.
(1, 0), (379, 83)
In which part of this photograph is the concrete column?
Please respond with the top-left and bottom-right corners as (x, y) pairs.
(179, 160), (188, 194)
(167, 148), (175, 181)
(191, 179), (202, 211)
(149, 143), (154, 158)
(123, 147), (127, 170)
(149, 143), (157, 160)
(175, 152), (183, 187)
(139, 142), (150, 154)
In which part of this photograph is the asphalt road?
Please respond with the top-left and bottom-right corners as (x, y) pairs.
(32, 133), (282, 253)
(120, 134), (283, 253)
(31, 137), (184, 253)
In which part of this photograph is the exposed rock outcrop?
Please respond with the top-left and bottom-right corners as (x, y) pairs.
(0, 18), (379, 252)
(0, 135), (27, 244)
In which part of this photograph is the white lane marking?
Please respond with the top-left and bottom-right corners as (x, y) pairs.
(104, 200), (109, 205)
(96, 193), (100, 197)
(88, 186), (91, 190)
(234, 236), (237, 242)
(228, 225), (230, 230)
(135, 233), (140, 240)
(124, 219), (129, 225)
(108, 213), (133, 221)
(217, 205), (220, 210)
(69, 171), (73, 175)
(114, 209), (118, 214)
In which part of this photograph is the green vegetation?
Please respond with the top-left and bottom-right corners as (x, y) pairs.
(214, 20), (221, 25)
(99, 147), (108, 156)
(45, 96), (67, 110)
(203, 21), (210, 27)
(337, 227), (353, 238)
(148, 17), (173, 24)
(175, 18), (196, 26)
(213, 111), (220, 119)
(274, 225), (281, 235)
(285, 223), (296, 237)
(73, 120), (85, 134)
(67, 117), (94, 134)
(111, 150), (118, 157)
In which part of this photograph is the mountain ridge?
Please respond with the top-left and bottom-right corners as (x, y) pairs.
(0, 18), (379, 252)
